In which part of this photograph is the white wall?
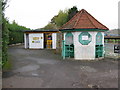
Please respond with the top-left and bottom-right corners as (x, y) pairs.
(52, 33), (57, 49)
(73, 32), (97, 60)
(63, 31), (104, 60)
(24, 33), (27, 49)
(24, 33), (29, 49)
(29, 33), (44, 49)
(101, 32), (105, 55)
(64, 33), (66, 41)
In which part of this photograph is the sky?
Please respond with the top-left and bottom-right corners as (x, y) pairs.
(5, 0), (119, 30)
(118, 1), (120, 29)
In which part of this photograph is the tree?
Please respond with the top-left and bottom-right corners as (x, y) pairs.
(43, 23), (57, 30)
(51, 10), (68, 27)
(1, 0), (9, 66)
(43, 6), (79, 29)
(1, 0), (30, 66)
(67, 6), (78, 21)
(8, 20), (30, 44)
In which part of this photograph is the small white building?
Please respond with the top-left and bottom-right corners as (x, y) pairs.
(24, 30), (59, 49)
(60, 9), (109, 60)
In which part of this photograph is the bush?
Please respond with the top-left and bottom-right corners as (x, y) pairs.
(2, 17), (9, 67)
(8, 21), (30, 44)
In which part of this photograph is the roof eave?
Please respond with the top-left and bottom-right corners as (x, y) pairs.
(59, 28), (109, 32)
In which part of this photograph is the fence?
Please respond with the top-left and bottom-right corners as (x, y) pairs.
(104, 43), (119, 59)
(104, 39), (120, 43)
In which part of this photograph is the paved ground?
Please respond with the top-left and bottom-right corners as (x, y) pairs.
(3, 45), (118, 88)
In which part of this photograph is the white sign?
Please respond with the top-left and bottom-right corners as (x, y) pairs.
(29, 33), (44, 49)
(32, 37), (41, 43)
(82, 36), (88, 40)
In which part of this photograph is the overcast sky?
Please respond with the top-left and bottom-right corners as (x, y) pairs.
(5, 0), (119, 30)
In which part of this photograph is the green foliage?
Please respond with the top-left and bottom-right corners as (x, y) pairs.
(1, 0), (30, 67)
(8, 20), (30, 44)
(43, 23), (57, 30)
(2, 17), (9, 67)
(2, 0), (8, 11)
(0, 0), (2, 67)
(2, 58), (12, 71)
(1, 0), (9, 67)
(51, 10), (68, 27)
(67, 6), (78, 21)
(45, 6), (78, 30)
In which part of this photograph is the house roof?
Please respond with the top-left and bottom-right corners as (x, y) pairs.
(60, 9), (109, 31)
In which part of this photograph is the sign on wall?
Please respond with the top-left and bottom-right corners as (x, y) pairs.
(32, 37), (41, 43)
(29, 33), (44, 49)
(114, 45), (120, 53)
(82, 36), (88, 40)
(79, 32), (92, 45)
(33, 37), (39, 40)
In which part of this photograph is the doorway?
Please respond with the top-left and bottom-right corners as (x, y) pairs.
(44, 33), (53, 49)
(95, 32), (103, 58)
(62, 32), (74, 58)
(26, 34), (29, 48)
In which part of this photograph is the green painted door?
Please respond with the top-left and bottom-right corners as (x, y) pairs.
(95, 32), (103, 58)
(62, 32), (74, 59)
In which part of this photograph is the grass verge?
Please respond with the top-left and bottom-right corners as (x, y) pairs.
(2, 58), (12, 71)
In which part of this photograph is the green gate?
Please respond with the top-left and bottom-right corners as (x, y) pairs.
(95, 32), (103, 58)
(62, 32), (74, 59)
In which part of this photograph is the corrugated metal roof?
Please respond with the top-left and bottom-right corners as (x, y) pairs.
(60, 9), (109, 30)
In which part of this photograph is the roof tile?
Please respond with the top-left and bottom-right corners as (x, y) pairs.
(60, 9), (109, 30)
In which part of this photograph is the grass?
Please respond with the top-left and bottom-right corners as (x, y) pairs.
(3, 58), (12, 71)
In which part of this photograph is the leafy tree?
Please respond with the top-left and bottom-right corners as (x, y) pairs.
(1, 0), (30, 67)
(39, 6), (79, 30)
(49, 6), (78, 29)
(51, 15), (58, 24)
(51, 10), (68, 27)
(67, 6), (78, 21)
(8, 20), (30, 44)
(1, 0), (9, 66)
(2, 17), (9, 66)
(42, 23), (57, 30)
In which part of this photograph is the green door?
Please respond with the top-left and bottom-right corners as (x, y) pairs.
(62, 32), (74, 59)
(95, 32), (103, 58)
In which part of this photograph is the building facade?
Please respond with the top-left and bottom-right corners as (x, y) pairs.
(24, 30), (59, 49)
(60, 9), (109, 60)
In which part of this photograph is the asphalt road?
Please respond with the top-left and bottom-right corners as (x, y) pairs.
(3, 45), (118, 88)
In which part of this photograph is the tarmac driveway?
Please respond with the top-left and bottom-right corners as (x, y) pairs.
(3, 45), (118, 88)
